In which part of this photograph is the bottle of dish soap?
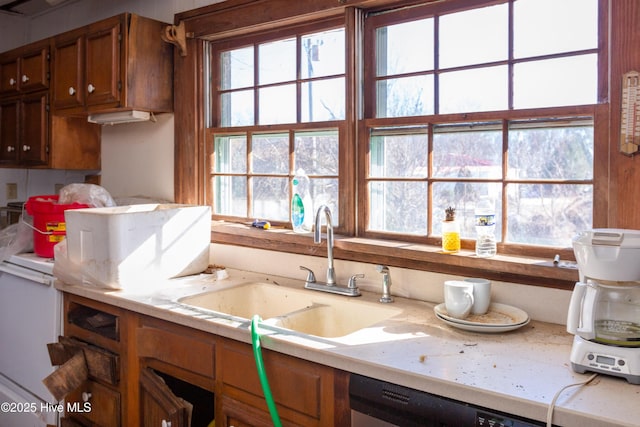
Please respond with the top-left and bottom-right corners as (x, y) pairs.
(291, 169), (312, 233)
(442, 206), (460, 253)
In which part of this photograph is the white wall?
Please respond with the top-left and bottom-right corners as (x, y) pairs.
(100, 113), (174, 201)
(0, 0), (223, 203)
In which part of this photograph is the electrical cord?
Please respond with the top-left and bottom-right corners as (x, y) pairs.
(546, 373), (598, 427)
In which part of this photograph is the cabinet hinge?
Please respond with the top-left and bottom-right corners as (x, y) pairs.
(118, 81), (122, 92)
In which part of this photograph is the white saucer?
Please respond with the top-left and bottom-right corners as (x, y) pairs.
(434, 303), (530, 333)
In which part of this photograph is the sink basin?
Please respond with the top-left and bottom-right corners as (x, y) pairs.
(178, 282), (315, 319)
(272, 300), (401, 338)
(178, 282), (401, 338)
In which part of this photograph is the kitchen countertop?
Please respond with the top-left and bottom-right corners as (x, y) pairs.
(56, 269), (640, 426)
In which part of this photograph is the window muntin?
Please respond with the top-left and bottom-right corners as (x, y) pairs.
(513, 0), (598, 58)
(365, 0), (599, 248)
(208, 0), (602, 252)
(438, 65), (508, 113)
(218, 28), (345, 127)
(366, 119), (593, 247)
(212, 130), (340, 224)
(375, 19), (434, 75)
(513, 54), (598, 109)
(211, 24), (345, 227)
(438, 3), (508, 68)
(372, 0), (599, 115)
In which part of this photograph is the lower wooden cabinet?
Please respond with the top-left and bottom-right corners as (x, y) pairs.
(65, 380), (121, 427)
(59, 293), (350, 427)
(217, 337), (350, 427)
(218, 394), (285, 427)
(140, 368), (192, 427)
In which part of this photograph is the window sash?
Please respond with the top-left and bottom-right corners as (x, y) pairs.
(204, 0), (605, 253)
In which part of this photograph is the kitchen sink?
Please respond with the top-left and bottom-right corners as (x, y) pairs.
(178, 282), (315, 319)
(272, 300), (401, 338)
(177, 282), (401, 338)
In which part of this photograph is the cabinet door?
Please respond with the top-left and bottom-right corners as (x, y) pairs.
(0, 57), (18, 95)
(85, 20), (121, 109)
(20, 92), (48, 166)
(52, 35), (84, 110)
(66, 380), (121, 427)
(20, 45), (49, 92)
(218, 395), (284, 427)
(140, 368), (191, 427)
(0, 98), (19, 164)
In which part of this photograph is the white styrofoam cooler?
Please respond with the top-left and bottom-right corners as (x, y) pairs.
(64, 204), (211, 288)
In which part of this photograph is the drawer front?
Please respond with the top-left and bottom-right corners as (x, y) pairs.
(137, 320), (215, 379)
(218, 339), (324, 420)
(56, 336), (120, 385)
(66, 380), (120, 427)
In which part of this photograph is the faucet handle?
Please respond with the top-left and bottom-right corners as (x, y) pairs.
(348, 273), (364, 289)
(376, 264), (390, 274)
(299, 266), (316, 284)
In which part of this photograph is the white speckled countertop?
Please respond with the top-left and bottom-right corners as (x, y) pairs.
(56, 269), (640, 427)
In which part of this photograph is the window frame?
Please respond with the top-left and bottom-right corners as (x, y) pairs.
(205, 17), (356, 233)
(358, 0), (607, 256)
(174, 0), (611, 290)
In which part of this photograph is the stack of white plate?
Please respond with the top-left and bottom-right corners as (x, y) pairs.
(434, 303), (530, 333)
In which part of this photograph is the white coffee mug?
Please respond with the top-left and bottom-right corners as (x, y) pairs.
(465, 278), (491, 315)
(444, 280), (475, 319)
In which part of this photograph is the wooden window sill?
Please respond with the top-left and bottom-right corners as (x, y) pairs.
(210, 222), (579, 290)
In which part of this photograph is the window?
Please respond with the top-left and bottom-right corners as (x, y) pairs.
(206, 0), (602, 252)
(363, 0), (599, 248)
(209, 21), (346, 226)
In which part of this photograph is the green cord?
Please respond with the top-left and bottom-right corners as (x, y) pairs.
(251, 315), (283, 427)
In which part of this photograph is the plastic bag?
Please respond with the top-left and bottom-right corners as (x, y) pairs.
(53, 239), (121, 289)
(58, 183), (116, 208)
(0, 219), (34, 262)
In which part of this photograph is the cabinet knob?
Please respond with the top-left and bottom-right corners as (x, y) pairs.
(7, 146), (15, 152)
(161, 420), (171, 427)
(21, 74), (29, 83)
(9, 78), (16, 86)
(81, 392), (92, 402)
(87, 83), (95, 93)
(22, 145), (31, 152)
(68, 87), (76, 96)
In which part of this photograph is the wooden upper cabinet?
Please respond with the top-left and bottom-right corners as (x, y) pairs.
(0, 58), (19, 95)
(0, 92), (49, 167)
(52, 34), (84, 110)
(0, 39), (49, 96)
(52, 13), (173, 115)
(85, 21), (121, 108)
(19, 92), (49, 166)
(0, 98), (19, 164)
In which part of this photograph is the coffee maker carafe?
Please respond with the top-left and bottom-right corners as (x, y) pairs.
(567, 229), (640, 384)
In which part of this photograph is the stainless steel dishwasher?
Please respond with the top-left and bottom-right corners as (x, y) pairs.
(350, 373), (547, 427)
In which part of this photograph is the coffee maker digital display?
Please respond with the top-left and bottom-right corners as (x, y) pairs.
(567, 229), (640, 384)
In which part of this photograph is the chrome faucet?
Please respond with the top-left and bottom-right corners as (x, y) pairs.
(376, 265), (394, 303)
(299, 205), (362, 297)
(314, 205), (336, 285)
